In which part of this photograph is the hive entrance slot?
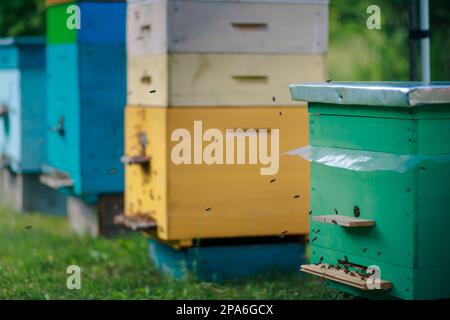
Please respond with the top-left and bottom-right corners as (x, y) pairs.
(301, 264), (392, 291)
(0, 155), (9, 168)
(140, 24), (151, 32)
(0, 104), (8, 117)
(231, 75), (268, 84)
(230, 22), (268, 31)
(312, 215), (375, 227)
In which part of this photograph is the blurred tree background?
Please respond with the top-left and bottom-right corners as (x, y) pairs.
(328, 0), (449, 81)
(0, 0), (45, 37)
(0, 0), (448, 80)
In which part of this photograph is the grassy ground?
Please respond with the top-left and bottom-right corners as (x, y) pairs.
(0, 207), (341, 300)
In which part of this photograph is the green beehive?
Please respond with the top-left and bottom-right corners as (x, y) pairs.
(290, 82), (450, 300)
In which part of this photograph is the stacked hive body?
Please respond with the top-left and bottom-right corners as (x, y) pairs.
(124, 0), (328, 279)
(0, 37), (66, 214)
(291, 82), (450, 300)
(42, 0), (126, 235)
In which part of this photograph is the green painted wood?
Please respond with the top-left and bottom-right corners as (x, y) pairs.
(46, 2), (77, 44)
(311, 163), (416, 268)
(418, 119), (450, 153)
(309, 113), (417, 154)
(309, 103), (416, 119)
(310, 104), (450, 154)
(417, 161), (450, 269)
(305, 94), (450, 299)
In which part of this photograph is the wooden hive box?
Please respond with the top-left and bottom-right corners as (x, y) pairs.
(291, 82), (450, 300)
(126, 0), (328, 107)
(0, 37), (46, 173)
(127, 0), (328, 55)
(43, 3), (126, 200)
(124, 106), (310, 243)
(127, 53), (326, 107)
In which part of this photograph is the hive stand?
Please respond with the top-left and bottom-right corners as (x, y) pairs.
(67, 194), (125, 237)
(148, 237), (306, 282)
(0, 168), (66, 215)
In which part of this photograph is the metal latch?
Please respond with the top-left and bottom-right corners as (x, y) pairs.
(121, 154), (151, 165)
(121, 132), (151, 168)
(50, 116), (65, 136)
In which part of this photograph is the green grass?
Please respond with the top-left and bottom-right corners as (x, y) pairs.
(0, 207), (341, 300)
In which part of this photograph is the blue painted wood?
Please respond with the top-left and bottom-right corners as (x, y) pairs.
(77, 2), (126, 45)
(0, 47), (19, 69)
(46, 42), (125, 198)
(0, 37), (46, 173)
(0, 37), (45, 69)
(148, 239), (306, 282)
(46, 44), (81, 188)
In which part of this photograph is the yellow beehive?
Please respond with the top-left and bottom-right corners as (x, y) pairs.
(124, 106), (310, 244)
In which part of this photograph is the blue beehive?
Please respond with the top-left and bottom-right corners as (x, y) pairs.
(0, 37), (46, 173)
(44, 2), (126, 201)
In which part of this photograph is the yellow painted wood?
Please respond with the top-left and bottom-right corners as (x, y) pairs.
(125, 105), (310, 241)
(125, 106), (169, 236)
(126, 53), (326, 107)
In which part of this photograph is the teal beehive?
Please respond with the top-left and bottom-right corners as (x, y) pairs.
(0, 37), (46, 173)
(43, 2), (126, 201)
(290, 82), (450, 300)
(0, 37), (66, 215)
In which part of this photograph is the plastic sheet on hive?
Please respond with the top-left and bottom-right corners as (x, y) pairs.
(284, 145), (450, 173)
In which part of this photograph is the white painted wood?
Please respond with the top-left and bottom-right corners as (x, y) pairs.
(127, 0), (328, 55)
(127, 53), (326, 107)
(127, 0), (168, 57)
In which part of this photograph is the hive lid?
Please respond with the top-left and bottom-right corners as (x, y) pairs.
(290, 82), (450, 107)
(0, 36), (45, 47)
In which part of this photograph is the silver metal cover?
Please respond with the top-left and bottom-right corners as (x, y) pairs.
(290, 82), (450, 107)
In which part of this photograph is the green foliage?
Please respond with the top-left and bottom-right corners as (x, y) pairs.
(329, 0), (449, 81)
(0, 208), (338, 299)
(0, 0), (45, 37)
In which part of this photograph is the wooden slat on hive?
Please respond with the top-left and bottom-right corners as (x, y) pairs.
(312, 215), (376, 227)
